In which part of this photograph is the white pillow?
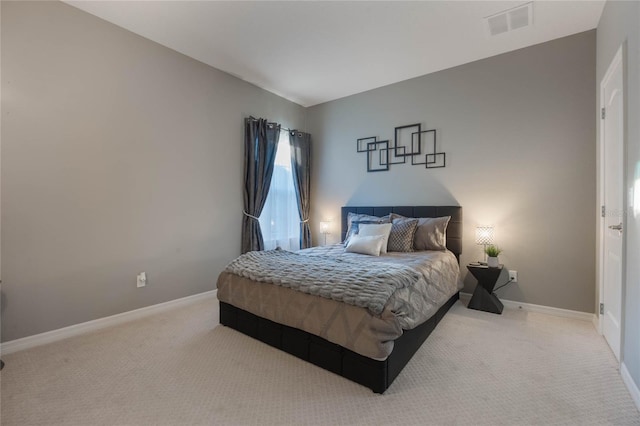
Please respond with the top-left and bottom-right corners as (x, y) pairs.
(357, 223), (393, 254)
(345, 235), (385, 256)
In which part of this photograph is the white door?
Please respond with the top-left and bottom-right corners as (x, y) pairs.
(600, 47), (624, 361)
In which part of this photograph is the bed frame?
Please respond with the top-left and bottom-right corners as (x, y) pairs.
(220, 205), (462, 393)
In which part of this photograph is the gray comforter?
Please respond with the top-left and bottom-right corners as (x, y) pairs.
(217, 245), (461, 359)
(299, 244), (462, 329)
(224, 249), (421, 315)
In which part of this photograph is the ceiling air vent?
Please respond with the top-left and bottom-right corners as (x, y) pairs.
(485, 2), (533, 36)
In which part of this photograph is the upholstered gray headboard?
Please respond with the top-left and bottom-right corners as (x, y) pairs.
(341, 206), (462, 261)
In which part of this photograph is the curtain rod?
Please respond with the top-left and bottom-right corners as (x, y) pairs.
(246, 116), (301, 134)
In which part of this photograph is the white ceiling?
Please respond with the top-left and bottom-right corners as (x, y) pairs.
(65, 1), (605, 107)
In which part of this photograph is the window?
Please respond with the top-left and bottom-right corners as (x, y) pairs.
(259, 131), (300, 251)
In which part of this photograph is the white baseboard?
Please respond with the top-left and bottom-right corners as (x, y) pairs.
(593, 313), (601, 333)
(1, 290), (217, 355)
(459, 292), (596, 322)
(621, 363), (640, 412)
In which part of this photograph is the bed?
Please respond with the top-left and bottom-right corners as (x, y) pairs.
(217, 205), (462, 393)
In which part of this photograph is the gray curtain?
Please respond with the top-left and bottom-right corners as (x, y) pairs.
(289, 131), (312, 249)
(241, 118), (280, 253)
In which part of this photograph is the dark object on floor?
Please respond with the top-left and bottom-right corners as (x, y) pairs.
(1, 360), (4, 370)
(220, 292), (459, 394)
(467, 264), (504, 314)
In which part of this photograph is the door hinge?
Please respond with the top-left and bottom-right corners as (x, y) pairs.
(601, 107), (606, 119)
(600, 303), (604, 315)
(601, 205), (606, 217)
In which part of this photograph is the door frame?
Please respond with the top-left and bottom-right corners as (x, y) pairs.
(596, 44), (626, 361)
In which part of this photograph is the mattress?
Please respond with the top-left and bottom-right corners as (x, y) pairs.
(217, 244), (461, 360)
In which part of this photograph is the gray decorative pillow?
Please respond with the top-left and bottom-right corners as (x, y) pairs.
(388, 218), (419, 252)
(344, 220), (379, 244)
(344, 213), (391, 244)
(413, 216), (450, 250)
(391, 213), (451, 251)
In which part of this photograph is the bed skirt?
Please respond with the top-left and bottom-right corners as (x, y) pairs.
(219, 291), (459, 393)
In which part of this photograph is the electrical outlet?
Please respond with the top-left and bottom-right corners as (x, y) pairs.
(137, 272), (147, 288)
(509, 270), (518, 283)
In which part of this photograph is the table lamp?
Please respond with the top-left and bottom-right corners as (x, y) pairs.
(475, 226), (494, 263)
(320, 221), (330, 245)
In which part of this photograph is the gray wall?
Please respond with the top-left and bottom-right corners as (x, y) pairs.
(596, 0), (640, 395)
(1, 1), (305, 342)
(0, 2), (604, 342)
(307, 31), (597, 313)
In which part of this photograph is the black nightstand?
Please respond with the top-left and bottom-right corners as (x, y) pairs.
(467, 264), (504, 314)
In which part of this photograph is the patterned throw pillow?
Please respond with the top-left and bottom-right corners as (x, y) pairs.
(387, 218), (419, 252)
(390, 213), (450, 251)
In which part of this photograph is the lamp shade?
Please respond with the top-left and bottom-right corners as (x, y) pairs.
(320, 221), (330, 234)
(475, 226), (494, 245)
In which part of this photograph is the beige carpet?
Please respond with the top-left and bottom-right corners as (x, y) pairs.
(1, 296), (639, 425)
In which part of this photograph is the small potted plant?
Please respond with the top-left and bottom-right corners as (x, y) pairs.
(485, 245), (502, 268)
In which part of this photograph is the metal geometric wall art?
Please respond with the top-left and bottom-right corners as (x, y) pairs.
(357, 136), (377, 152)
(380, 144), (406, 166)
(357, 122), (446, 172)
(411, 129), (446, 168)
(394, 123), (422, 157)
(367, 140), (390, 172)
